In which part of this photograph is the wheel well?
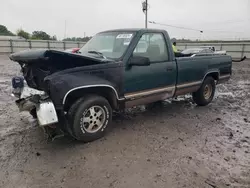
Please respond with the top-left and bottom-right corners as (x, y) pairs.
(64, 87), (118, 111)
(206, 72), (219, 81)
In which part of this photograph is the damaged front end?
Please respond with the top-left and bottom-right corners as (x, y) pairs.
(12, 76), (61, 140)
(9, 49), (114, 140)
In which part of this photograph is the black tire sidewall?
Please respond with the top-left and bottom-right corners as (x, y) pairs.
(193, 77), (216, 106)
(71, 96), (112, 142)
(202, 77), (215, 101)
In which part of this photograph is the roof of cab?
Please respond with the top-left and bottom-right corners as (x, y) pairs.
(99, 28), (166, 33)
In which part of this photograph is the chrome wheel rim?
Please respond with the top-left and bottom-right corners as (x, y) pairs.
(204, 84), (212, 100)
(81, 106), (106, 133)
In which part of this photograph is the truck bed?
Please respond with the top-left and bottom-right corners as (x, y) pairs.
(176, 55), (232, 84)
(174, 54), (232, 96)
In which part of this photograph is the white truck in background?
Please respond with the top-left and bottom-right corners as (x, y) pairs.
(199, 46), (227, 55)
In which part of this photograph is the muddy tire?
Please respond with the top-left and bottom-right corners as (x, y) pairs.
(192, 76), (216, 106)
(68, 95), (112, 142)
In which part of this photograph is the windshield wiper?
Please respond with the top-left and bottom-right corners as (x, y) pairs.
(88, 50), (102, 55)
(88, 51), (107, 59)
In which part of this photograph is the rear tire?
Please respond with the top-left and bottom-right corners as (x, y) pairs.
(68, 95), (112, 142)
(192, 76), (216, 106)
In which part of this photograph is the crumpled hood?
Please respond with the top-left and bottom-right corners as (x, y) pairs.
(9, 49), (113, 64)
(10, 49), (48, 63)
(9, 49), (115, 91)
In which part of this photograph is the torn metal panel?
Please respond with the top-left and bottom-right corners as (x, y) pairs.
(20, 87), (45, 99)
(36, 101), (58, 126)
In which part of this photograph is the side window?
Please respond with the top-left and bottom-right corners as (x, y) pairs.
(133, 33), (169, 62)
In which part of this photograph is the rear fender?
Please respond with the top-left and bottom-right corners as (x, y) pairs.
(193, 70), (219, 92)
(204, 71), (219, 82)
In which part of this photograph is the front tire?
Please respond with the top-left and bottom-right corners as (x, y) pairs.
(68, 95), (112, 142)
(192, 76), (216, 106)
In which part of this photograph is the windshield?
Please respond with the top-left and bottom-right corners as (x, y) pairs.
(78, 32), (135, 59)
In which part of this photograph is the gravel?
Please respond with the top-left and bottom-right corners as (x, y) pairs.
(0, 55), (250, 188)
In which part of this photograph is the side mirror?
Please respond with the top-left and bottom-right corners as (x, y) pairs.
(129, 56), (150, 66)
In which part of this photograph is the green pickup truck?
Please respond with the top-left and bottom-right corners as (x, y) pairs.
(10, 28), (232, 142)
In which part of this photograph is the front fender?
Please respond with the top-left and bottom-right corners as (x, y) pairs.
(45, 73), (121, 109)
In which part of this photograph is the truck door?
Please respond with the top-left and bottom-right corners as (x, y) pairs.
(124, 32), (177, 107)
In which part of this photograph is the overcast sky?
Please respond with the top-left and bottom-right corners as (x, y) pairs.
(1, 0), (250, 40)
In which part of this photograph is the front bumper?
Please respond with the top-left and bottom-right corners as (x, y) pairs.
(13, 85), (59, 127)
(36, 100), (58, 126)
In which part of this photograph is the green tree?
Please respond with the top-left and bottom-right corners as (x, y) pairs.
(17, 29), (30, 39)
(63, 36), (92, 42)
(0, 25), (15, 36)
(31, 31), (51, 40)
(51, 35), (57, 41)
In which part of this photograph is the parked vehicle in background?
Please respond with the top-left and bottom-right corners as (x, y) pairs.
(181, 48), (214, 56)
(199, 46), (227, 55)
(9, 28), (232, 142)
(65, 48), (80, 53)
(181, 46), (227, 57)
(197, 46), (246, 62)
(199, 46), (215, 51)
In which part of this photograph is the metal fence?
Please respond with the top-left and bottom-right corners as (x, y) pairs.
(0, 39), (86, 54)
(0, 39), (249, 58)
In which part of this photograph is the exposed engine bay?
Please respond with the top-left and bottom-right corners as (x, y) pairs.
(9, 49), (113, 90)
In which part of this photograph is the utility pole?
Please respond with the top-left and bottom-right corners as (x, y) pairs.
(145, 0), (148, 28)
(64, 20), (67, 39)
(142, 0), (148, 28)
